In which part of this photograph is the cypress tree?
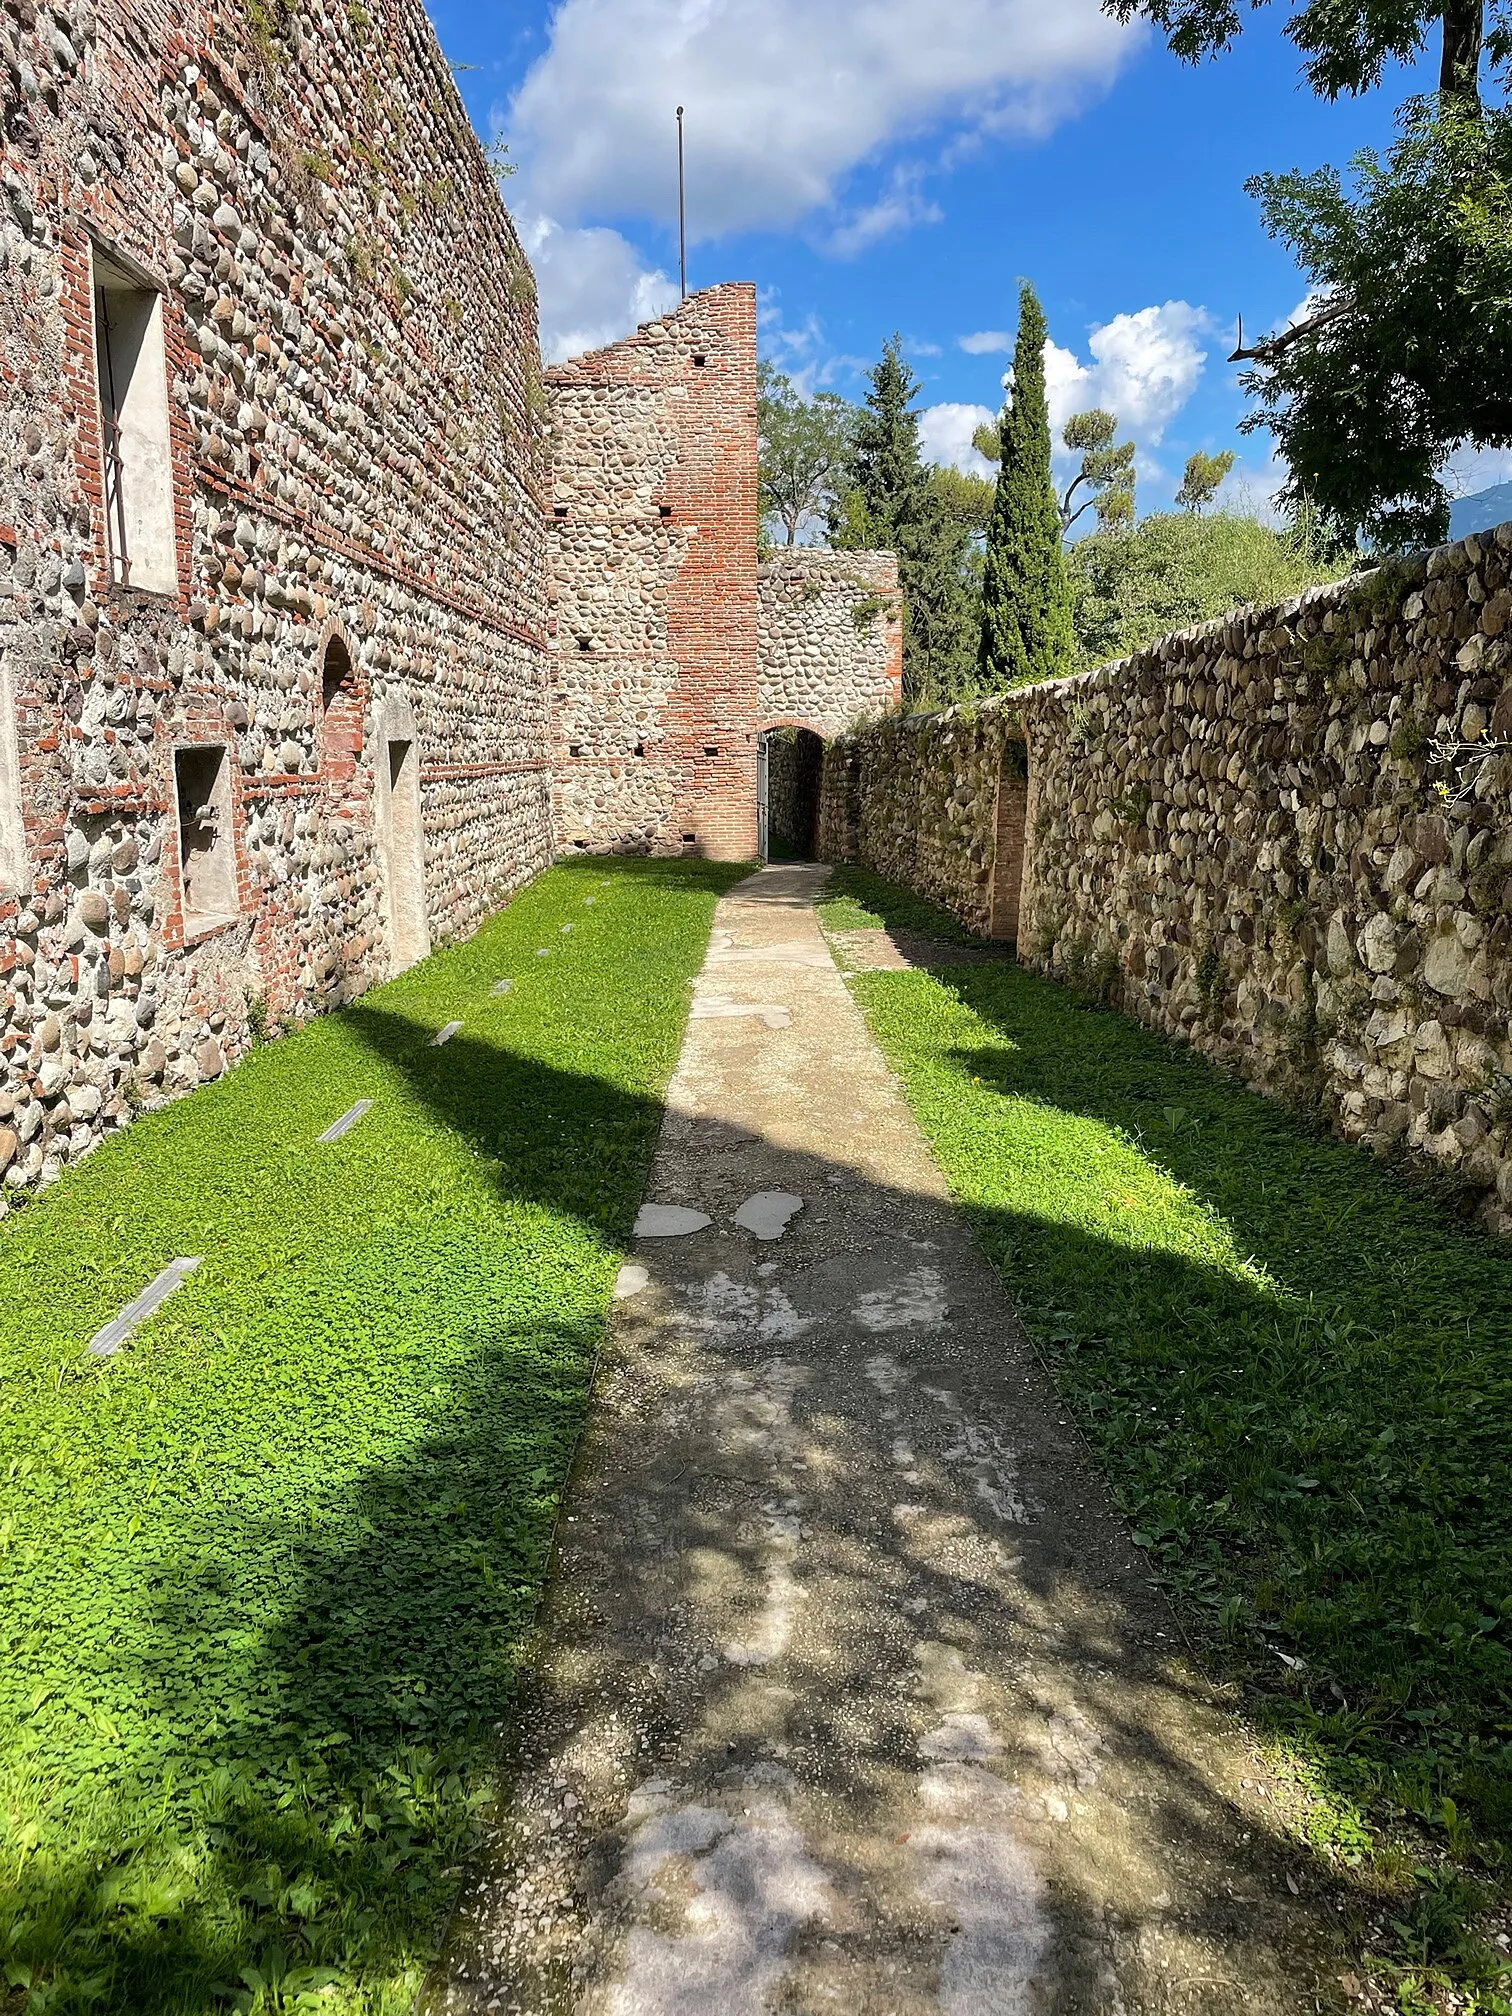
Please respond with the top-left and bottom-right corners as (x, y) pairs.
(979, 284), (1074, 689)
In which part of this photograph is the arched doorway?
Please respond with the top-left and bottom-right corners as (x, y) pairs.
(757, 726), (825, 861)
(374, 695), (430, 973)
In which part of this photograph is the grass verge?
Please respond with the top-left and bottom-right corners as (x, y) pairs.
(833, 887), (1512, 2006)
(816, 864), (982, 945)
(0, 857), (743, 2015)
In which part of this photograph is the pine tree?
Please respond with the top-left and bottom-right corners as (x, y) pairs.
(843, 334), (924, 544)
(979, 284), (1074, 690)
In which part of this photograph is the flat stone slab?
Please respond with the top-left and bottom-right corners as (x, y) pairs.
(88, 1256), (202, 1357)
(633, 1204), (713, 1238)
(615, 1263), (650, 1300)
(490, 978), (514, 996)
(689, 996), (793, 1030)
(733, 1190), (805, 1240)
(317, 1098), (372, 1143)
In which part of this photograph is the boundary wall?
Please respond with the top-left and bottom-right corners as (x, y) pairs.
(818, 528), (1512, 1233)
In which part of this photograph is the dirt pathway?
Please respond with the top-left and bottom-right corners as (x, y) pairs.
(433, 863), (1338, 2015)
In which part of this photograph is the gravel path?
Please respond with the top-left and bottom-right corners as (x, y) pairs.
(431, 863), (1339, 2015)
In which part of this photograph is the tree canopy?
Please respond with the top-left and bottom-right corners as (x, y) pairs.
(1176, 448), (1236, 512)
(976, 407), (1137, 534)
(757, 363), (857, 546)
(1067, 509), (1353, 669)
(1106, 0), (1512, 548)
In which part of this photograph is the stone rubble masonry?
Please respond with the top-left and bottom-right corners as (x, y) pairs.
(0, 0), (553, 1207)
(545, 286), (760, 862)
(818, 526), (1512, 1236)
(758, 548), (902, 738)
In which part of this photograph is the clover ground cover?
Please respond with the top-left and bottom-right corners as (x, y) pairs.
(0, 857), (741, 2015)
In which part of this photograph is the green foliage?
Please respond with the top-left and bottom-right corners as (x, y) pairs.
(1067, 508), (1353, 669)
(1177, 448), (1237, 512)
(843, 903), (1512, 1966)
(1061, 408), (1137, 533)
(0, 859), (741, 2014)
(1101, 0), (1512, 110)
(978, 284), (1074, 691)
(840, 335), (925, 547)
(1107, 0), (1512, 551)
(832, 342), (994, 708)
(1242, 101), (1512, 550)
(902, 467), (996, 709)
(757, 363), (858, 547)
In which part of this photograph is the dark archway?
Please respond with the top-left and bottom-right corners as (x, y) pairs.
(758, 725), (825, 861)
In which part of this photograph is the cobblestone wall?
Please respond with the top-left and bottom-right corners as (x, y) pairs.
(0, 0), (552, 1206)
(819, 528), (1512, 1234)
(546, 286), (759, 861)
(758, 550), (901, 736)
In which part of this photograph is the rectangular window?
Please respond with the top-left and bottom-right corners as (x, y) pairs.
(173, 745), (237, 931)
(93, 248), (177, 596)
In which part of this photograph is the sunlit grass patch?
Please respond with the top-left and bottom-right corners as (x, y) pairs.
(846, 922), (1512, 1988)
(0, 857), (743, 2015)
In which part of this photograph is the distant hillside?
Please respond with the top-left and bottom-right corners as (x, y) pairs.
(1449, 482), (1512, 540)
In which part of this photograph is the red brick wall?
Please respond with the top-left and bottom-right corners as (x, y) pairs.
(546, 286), (759, 861)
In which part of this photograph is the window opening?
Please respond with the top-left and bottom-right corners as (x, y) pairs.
(174, 745), (237, 930)
(93, 249), (177, 596)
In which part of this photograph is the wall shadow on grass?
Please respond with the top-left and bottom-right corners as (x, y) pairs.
(897, 954), (1512, 1848)
(8, 942), (1508, 2013)
(0, 996), (686, 2013)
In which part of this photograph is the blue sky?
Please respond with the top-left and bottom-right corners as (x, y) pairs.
(426, 0), (1504, 515)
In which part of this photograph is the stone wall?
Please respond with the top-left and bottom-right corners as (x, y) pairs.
(546, 287), (760, 862)
(0, 0), (552, 1205)
(757, 549), (901, 737)
(818, 528), (1512, 1235)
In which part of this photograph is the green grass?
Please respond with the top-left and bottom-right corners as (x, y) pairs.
(0, 857), (743, 2015)
(842, 915), (1512, 1980)
(816, 864), (983, 945)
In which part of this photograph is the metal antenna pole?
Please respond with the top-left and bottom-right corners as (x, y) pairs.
(677, 105), (687, 299)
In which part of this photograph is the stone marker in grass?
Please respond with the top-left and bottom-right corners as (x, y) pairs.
(433, 1021), (463, 1047)
(89, 1256), (203, 1357)
(318, 1099), (373, 1144)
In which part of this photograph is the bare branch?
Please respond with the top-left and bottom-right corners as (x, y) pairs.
(1228, 295), (1357, 363)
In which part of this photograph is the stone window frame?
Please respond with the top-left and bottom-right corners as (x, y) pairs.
(86, 236), (182, 600)
(0, 652), (29, 900)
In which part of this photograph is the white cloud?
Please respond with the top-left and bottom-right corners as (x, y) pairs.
(959, 330), (1013, 355)
(508, 0), (1138, 242)
(1442, 443), (1512, 499)
(514, 210), (679, 364)
(919, 402), (997, 477)
(826, 165), (944, 258)
(1041, 302), (1210, 440)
